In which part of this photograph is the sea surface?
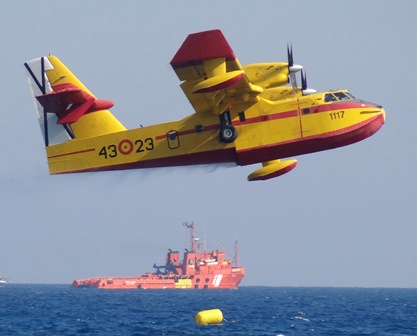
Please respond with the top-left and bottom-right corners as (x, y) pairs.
(0, 285), (416, 335)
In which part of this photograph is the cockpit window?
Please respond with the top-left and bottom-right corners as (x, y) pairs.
(334, 92), (351, 101)
(325, 91), (355, 102)
(324, 93), (337, 102)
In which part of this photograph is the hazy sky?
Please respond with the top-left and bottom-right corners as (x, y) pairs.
(1, 1), (416, 287)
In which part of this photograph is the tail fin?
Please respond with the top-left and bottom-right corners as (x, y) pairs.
(24, 55), (125, 146)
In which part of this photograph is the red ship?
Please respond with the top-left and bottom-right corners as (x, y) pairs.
(71, 222), (245, 289)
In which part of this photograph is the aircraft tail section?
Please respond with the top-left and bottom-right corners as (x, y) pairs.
(24, 55), (126, 146)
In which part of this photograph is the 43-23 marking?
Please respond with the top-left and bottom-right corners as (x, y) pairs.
(99, 138), (154, 159)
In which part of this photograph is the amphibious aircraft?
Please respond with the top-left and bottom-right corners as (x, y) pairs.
(24, 29), (385, 181)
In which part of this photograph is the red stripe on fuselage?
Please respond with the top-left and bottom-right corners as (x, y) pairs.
(155, 124), (219, 140)
(234, 110), (298, 125)
(48, 148), (96, 159)
(309, 102), (376, 113)
(155, 102), (373, 139)
(51, 148), (237, 174)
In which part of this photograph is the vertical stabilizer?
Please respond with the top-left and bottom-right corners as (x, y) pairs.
(24, 55), (126, 146)
(25, 57), (73, 146)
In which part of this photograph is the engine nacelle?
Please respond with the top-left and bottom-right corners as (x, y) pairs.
(247, 159), (297, 181)
(192, 70), (245, 93)
(243, 62), (288, 89)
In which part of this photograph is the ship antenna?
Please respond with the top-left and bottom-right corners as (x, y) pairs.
(182, 221), (196, 252)
(234, 240), (240, 267)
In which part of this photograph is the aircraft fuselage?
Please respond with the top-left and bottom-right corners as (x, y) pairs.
(45, 90), (385, 174)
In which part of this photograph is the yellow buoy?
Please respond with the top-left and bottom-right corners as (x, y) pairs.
(195, 308), (223, 325)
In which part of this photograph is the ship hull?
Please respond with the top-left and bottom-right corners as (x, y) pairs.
(72, 270), (244, 290)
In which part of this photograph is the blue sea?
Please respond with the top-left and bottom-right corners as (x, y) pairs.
(1, 285), (417, 335)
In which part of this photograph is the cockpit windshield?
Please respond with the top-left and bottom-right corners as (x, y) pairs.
(324, 91), (355, 102)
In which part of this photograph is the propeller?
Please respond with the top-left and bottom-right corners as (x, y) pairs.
(301, 70), (316, 95)
(287, 45), (303, 92)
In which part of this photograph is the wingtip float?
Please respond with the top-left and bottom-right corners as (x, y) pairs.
(24, 29), (385, 181)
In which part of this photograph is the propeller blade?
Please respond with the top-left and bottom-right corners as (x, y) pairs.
(301, 69), (316, 95)
(301, 70), (307, 91)
(287, 44), (294, 67)
(287, 44), (302, 92)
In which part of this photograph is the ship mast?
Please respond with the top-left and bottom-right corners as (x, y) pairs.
(182, 221), (196, 252)
(234, 240), (240, 267)
(182, 221), (205, 253)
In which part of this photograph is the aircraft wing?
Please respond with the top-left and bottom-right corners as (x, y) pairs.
(170, 30), (265, 115)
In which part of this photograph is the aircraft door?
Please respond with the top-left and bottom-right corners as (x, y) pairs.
(298, 98), (315, 138)
(296, 98), (305, 138)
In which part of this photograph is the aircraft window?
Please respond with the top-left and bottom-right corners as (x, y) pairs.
(167, 130), (180, 149)
(168, 131), (177, 141)
(345, 92), (355, 99)
(195, 124), (204, 133)
(334, 92), (351, 101)
(324, 93), (337, 102)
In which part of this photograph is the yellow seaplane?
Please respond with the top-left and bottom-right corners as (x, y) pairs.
(24, 29), (385, 181)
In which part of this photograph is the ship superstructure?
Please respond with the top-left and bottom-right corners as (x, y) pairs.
(72, 222), (244, 289)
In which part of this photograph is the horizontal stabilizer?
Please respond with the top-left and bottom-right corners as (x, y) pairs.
(36, 83), (114, 124)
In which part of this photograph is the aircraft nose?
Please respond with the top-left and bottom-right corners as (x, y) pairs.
(366, 101), (386, 122)
(381, 107), (386, 121)
(374, 103), (386, 122)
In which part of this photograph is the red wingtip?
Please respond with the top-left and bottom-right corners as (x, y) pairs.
(91, 99), (114, 111)
(170, 29), (236, 69)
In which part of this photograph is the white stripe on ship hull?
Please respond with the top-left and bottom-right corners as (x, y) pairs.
(212, 274), (223, 287)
